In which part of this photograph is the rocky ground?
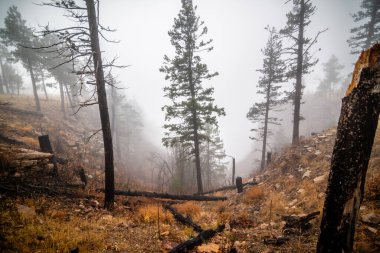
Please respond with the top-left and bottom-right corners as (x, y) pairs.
(0, 94), (379, 252)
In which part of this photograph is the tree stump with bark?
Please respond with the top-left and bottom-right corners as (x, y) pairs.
(317, 43), (380, 253)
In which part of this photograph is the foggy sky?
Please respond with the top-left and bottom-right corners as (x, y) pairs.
(0, 0), (362, 168)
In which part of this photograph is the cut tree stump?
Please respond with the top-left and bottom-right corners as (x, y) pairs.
(317, 43), (380, 253)
(113, 190), (227, 201)
(38, 135), (58, 175)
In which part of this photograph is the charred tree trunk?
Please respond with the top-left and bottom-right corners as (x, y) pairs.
(317, 44), (380, 253)
(26, 56), (41, 111)
(292, 0), (305, 145)
(85, 0), (114, 210)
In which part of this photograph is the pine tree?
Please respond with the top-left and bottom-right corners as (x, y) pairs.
(2, 63), (23, 95)
(0, 6), (41, 111)
(317, 55), (344, 98)
(348, 0), (380, 54)
(280, 0), (326, 144)
(247, 26), (286, 170)
(201, 124), (227, 190)
(160, 0), (225, 194)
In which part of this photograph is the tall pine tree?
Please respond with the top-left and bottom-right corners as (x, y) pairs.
(348, 0), (380, 55)
(280, 0), (326, 144)
(247, 26), (286, 170)
(160, 0), (225, 194)
(0, 6), (41, 111)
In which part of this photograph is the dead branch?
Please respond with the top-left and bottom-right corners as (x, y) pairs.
(163, 203), (202, 232)
(170, 224), (225, 253)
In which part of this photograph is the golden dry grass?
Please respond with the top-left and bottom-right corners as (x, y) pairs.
(173, 201), (201, 218)
(137, 204), (174, 224)
(243, 186), (264, 204)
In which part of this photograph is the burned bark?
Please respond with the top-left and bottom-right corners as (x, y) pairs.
(170, 224), (225, 253)
(112, 190), (227, 201)
(317, 44), (380, 253)
(85, 0), (114, 210)
(38, 135), (58, 175)
(163, 203), (203, 232)
(282, 211), (320, 235)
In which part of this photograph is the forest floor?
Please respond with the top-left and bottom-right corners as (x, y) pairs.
(0, 94), (379, 253)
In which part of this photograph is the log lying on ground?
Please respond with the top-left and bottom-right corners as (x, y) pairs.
(113, 190), (227, 201)
(170, 224), (225, 253)
(163, 203), (202, 232)
(317, 44), (380, 253)
(282, 211), (320, 234)
(264, 236), (290, 246)
(200, 180), (258, 195)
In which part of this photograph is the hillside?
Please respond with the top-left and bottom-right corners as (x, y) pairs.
(0, 94), (379, 252)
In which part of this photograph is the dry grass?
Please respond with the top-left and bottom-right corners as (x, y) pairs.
(243, 186), (264, 204)
(137, 204), (174, 224)
(173, 201), (201, 218)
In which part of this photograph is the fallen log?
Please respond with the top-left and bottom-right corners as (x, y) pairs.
(200, 180), (258, 195)
(170, 224), (225, 253)
(113, 190), (227, 201)
(163, 203), (202, 232)
(282, 211), (320, 235)
(14, 152), (53, 160)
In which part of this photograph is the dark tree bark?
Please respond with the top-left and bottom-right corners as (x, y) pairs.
(317, 44), (380, 253)
(236, 177), (243, 193)
(170, 224), (225, 253)
(292, 0), (305, 145)
(85, 0), (114, 209)
(163, 204), (203, 232)
(27, 56), (41, 111)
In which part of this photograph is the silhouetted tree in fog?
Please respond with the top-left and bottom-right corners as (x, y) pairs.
(0, 6), (41, 111)
(317, 55), (344, 99)
(2, 62), (23, 95)
(247, 26), (286, 171)
(348, 0), (380, 54)
(160, 0), (225, 194)
(41, 0), (123, 209)
(280, 0), (326, 144)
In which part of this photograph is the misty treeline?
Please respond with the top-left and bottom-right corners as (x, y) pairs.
(0, 0), (378, 204)
(247, 0), (379, 170)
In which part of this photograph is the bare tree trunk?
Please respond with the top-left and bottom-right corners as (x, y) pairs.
(39, 67), (48, 100)
(58, 81), (65, 117)
(64, 83), (74, 113)
(292, 0), (305, 145)
(0, 57), (9, 94)
(0, 73), (4, 94)
(317, 44), (380, 253)
(261, 82), (271, 170)
(85, 0), (114, 210)
(27, 56), (41, 111)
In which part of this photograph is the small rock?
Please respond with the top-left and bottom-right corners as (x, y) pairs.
(361, 213), (380, 225)
(275, 183), (281, 190)
(89, 199), (99, 208)
(360, 206), (367, 211)
(314, 150), (322, 155)
(297, 189), (305, 194)
(259, 223), (269, 229)
(366, 227), (378, 234)
(313, 174), (326, 184)
(288, 175), (294, 179)
(302, 170), (311, 179)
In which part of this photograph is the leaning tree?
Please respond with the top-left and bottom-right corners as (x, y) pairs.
(280, 0), (326, 144)
(160, 0), (225, 194)
(247, 26), (286, 171)
(40, 0), (122, 209)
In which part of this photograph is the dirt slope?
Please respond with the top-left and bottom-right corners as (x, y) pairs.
(0, 94), (379, 252)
